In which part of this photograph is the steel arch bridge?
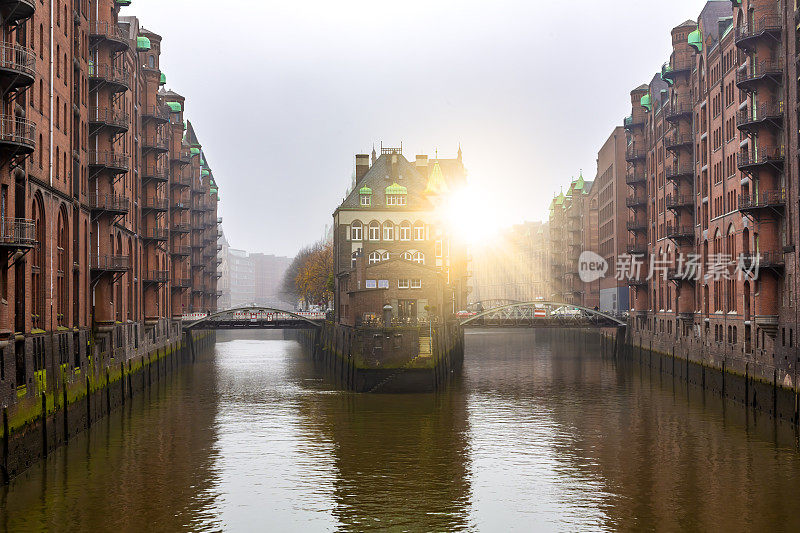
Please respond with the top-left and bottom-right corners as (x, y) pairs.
(466, 299), (522, 313)
(460, 301), (626, 329)
(182, 306), (324, 330)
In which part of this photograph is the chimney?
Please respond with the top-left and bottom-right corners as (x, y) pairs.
(416, 155), (428, 178)
(355, 154), (370, 181)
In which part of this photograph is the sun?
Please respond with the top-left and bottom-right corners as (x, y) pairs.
(442, 185), (504, 247)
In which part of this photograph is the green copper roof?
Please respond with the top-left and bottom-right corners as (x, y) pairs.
(210, 187), (218, 196)
(640, 93), (652, 112)
(200, 157), (206, 166)
(554, 192), (565, 206)
(661, 62), (674, 86)
(688, 28), (702, 52)
(201, 169), (210, 178)
(166, 101), (182, 113)
(190, 147), (200, 156)
(359, 186), (372, 195)
(116, 0), (131, 5)
(136, 36), (151, 52)
(385, 183), (407, 195)
(573, 173), (585, 191)
(159, 72), (166, 85)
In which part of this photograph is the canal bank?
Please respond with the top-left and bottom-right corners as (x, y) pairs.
(614, 328), (800, 424)
(290, 321), (464, 393)
(1, 329), (216, 483)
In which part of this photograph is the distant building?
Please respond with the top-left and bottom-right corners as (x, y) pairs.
(218, 243), (292, 309)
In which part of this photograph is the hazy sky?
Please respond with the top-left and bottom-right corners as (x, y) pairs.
(129, 0), (703, 257)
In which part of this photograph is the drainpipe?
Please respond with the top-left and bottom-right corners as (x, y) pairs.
(48, 0), (54, 331)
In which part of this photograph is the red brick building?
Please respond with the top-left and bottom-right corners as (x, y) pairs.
(624, 0), (800, 387)
(0, 2), (219, 410)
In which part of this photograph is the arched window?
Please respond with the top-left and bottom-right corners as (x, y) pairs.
(399, 221), (411, 241)
(31, 194), (45, 330)
(382, 221), (394, 241)
(351, 251), (359, 268)
(57, 207), (68, 326)
(368, 221), (380, 241)
(148, 55), (155, 68)
(412, 251), (424, 264)
(350, 220), (362, 241)
(368, 251), (381, 264)
(413, 221), (425, 241)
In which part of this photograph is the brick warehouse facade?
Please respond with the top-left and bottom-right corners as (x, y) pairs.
(623, 0), (800, 390)
(333, 146), (469, 326)
(0, 2), (219, 427)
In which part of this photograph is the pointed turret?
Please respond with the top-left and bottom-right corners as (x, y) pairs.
(424, 160), (450, 196)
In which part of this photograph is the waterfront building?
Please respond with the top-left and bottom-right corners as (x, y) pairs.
(333, 146), (469, 325)
(0, 2), (220, 411)
(624, 0), (800, 382)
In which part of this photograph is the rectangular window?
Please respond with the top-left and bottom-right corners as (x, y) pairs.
(383, 226), (394, 240)
(414, 225), (424, 240)
(360, 195), (371, 206)
(378, 279), (389, 289)
(365, 279), (377, 289)
(435, 240), (443, 258)
(351, 225), (362, 241)
(400, 225), (411, 241)
(411, 279), (422, 289)
(368, 225), (380, 240)
(398, 279), (410, 289)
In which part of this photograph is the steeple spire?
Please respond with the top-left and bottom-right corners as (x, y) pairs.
(457, 143), (462, 162)
(371, 145), (376, 165)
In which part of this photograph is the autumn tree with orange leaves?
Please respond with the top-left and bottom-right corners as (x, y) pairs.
(282, 240), (334, 308)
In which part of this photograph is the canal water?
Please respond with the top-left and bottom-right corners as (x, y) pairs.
(3, 329), (800, 531)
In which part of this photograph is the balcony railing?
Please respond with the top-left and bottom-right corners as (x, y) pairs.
(88, 106), (129, 131)
(88, 62), (130, 91)
(171, 245), (191, 256)
(89, 21), (129, 51)
(0, 218), (36, 248)
(735, 14), (783, 49)
(736, 60), (783, 90)
(1, 1), (35, 24)
(172, 148), (191, 164)
(666, 194), (693, 210)
(0, 115), (35, 154)
(665, 224), (694, 240)
(143, 270), (169, 284)
(738, 189), (786, 211)
(142, 228), (168, 241)
(625, 148), (646, 162)
(664, 100), (693, 122)
(90, 254), (130, 272)
(625, 170), (646, 186)
(88, 193), (129, 214)
(624, 115), (644, 130)
(626, 196), (647, 207)
(142, 135), (170, 152)
(172, 278), (191, 288)
(737, 148), (784, 171)
(141, 104), (171, 122)
(142, 165), (169, 182)
(172, 223), (191, 234)
(739, 251), (785, 271)
(141, 197), (169, 211)
(170, 174), (191, 188)
(665, 163), (694, 181)
(736, 102), (783, 131)
(664, 132), (693, 151)
(0, 43), (36, 87)
(89, 151), (129, 172)
(661, 57), (693, 81)
(626, 220), (647, 232)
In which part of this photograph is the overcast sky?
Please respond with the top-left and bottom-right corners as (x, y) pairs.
(129, 0), (703, 257)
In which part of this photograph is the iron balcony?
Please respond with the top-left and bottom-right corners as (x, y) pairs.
(625, 148), (646, 163)
(626, 220), (647, 233)
(739, 251), (785, 271)
(664, 132), (693, 153)
(89, 151), (129, 174)
(661, 57), (693, 83)
(88, 62), (130, 93)
(88, 107), (129, 134)
(141, 104), (171, 123)
(736, 60), (783, 92)
(0, 43), (35, 90)
(626, 195), (647, 208)
(141, 228), (168, 242)
(627, 277), (648, 287)
(736, 102), (783, 133)
(90, 254), (130, 273)
(0, 0), (35, 24)
(142, 165), (169, 183)
(141, 197), (169, 212)
(89, 194), (129, 216)
(171, 174), (192, 188)
(665, 163), (694, 182)
(143, 270), (169, 284)
(626, 170), (646, 185)
(627, 243), (647, 255)
(737, 148), (784, 173)
(666, 224), (694, 241)
(667, 267), (695, 282)
(142, 135), (170, 153)
(171, 278), (191, 289)
(664, 101), (693, 122)
(172, 223), (191, 234)
(623, 115), (645, 131)
(89, 21), (129, 53)
(171, 148), (191, 165)
(735, 14), (782, 51)
(0, 218), (36, 250)
(172, 201), (190, 211)
(0, 115), (35, 155)
(171, 245), (191, 257)
(738, 189), (786, 213)
(666, 194), (693, 210)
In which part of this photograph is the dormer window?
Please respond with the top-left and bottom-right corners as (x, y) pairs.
(385, 183), (407, 206)
(359, 186), (372, 206)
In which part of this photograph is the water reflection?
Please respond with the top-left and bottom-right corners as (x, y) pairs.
(3, 330), (800, 530)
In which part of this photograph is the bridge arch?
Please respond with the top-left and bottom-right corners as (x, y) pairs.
(183, 306), (323, 330)
(461, 301), (626, 328)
